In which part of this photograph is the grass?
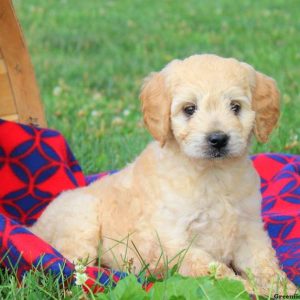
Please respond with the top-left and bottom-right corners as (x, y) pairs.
(0, 247), (289, 300)
(13, 0), (300, 173)
(1, 0), (300, 298)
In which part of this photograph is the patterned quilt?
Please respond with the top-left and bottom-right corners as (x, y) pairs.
(0, 119), (299, 291)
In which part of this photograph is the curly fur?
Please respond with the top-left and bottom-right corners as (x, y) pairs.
(30, 54), (295, 295)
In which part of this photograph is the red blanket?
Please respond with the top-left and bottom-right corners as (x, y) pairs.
(0, 119), (299, 289)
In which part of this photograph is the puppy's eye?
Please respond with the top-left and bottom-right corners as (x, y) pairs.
(230, 101), (241, 115)
(183, 104), (197, 116)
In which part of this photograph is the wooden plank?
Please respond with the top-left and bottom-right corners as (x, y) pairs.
(0, 113), (18, 121)
(0, 59), (7, 74)
(0, 0), (47, 127)
(0, 73), (17, 115)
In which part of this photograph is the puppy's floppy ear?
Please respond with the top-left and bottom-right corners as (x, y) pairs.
(140, 72), (172, 146)
(251, 71), (280, 143)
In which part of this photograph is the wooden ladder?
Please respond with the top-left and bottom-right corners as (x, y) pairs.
(0, 0), (47, 127)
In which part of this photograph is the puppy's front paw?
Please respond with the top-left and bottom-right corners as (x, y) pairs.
(181, 260), (240, 282)
(247, 267), (298, 296)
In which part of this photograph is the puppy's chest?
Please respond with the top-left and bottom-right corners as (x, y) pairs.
(186, 200), (238, 237)
(184, 198), (239, 259)
(161, 184), (241, 259)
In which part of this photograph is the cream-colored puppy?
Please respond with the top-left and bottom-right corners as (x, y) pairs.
(30, 54), (296, 294)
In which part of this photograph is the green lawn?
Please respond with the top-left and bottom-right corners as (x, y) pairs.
(2, 0), (300, 298)
(14, 0), (300, 173)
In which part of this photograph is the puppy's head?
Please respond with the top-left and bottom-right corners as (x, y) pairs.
(140, 54), (280, 160)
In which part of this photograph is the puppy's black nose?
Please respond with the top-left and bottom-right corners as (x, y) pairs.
(207, 131), (229, 149)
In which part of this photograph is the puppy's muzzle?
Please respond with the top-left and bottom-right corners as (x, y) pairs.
(205, 131), (230, 158)
(207, 131), (229, 149)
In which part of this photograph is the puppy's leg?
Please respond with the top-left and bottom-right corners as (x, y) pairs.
(233, 221), (297, 295)
(176, 247), (234, 278)
(29, 189), (101, 264)
(164, 247), (254, 293)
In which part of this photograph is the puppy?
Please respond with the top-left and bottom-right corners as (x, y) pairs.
(30, 54), (296, 294)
